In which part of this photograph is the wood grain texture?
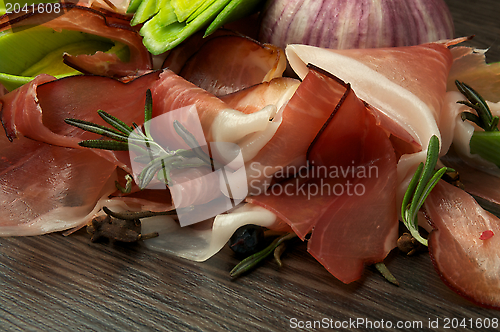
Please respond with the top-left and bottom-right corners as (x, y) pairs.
(2, 1), (500, 331)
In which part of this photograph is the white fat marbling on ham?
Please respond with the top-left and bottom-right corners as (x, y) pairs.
(286, 44), (441, 150)
(140, 203), (276, 261)
(210, 105), (278, 162)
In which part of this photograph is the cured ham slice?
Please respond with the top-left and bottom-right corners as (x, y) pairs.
(1, 67), (295, 235)
(162, 30), (240, 74)
(286, 42), (454, 185)
(442, 155), (500, 207)
(0, 73), (160, 235)
(425, 180), (500, 309)
(178, 35), (286, 96)
(249, 68), (398, 283)
(0, 74), (56, 142)
(1, 72), (161, 173)
(244, 65), (347, 194)
(0, 133), (117, 236)
(0, 4), (152, 78)
(149, 70), (279, 161)
(161, 30), (287, 96)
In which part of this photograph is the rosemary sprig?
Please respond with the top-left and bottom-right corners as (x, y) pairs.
(401, 135), (453, 246)
(374, 262), (399, 286)
(230, 232), (297, 278)
(65, 89), (214, 189)
(456, 80), (499, 132)
(456, 81), (500, 168)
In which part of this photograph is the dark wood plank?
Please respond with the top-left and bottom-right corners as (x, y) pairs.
(2, 1), (500, 331)
(444, 0), (500, 63)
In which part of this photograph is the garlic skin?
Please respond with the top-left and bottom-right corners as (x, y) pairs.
(259, 0), (454, 49)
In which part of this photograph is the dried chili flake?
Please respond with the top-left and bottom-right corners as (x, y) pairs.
(479, 230), (494, 240)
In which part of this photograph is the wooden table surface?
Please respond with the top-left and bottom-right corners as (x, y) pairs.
(1, 1), (500, 331)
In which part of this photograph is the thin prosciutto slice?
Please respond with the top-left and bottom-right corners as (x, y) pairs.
(0, 127), (117, 236)
(178, 35), (286, 96)
(0, 68), (293, 235)
(1, 72), (161, 172)
(162, 30), (240, 74)
(149, 70), (280, 160)
(425, 180), (500, 309)
(244, 65), (347, 194)
(249, 68), (398, 283)
(286, 42), (454, 184)
(0, 4), (152, 77)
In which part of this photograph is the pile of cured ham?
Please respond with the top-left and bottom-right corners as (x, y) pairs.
(1, 5), (500, 310)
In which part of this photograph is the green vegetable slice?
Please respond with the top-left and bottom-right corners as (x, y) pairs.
(171, 0), (205, 22)
(127, 0), (266, 54)
(130, 0), (161, 26)
(20, 40), (112, 76)
(140, 0), (231, 54)
(205, 0), (262, 36)
(0, 25), (129, 91)
(470, 131), (500, 167)
(186, 0), (217, 23)
(456, 80), (500, 168)
(126, 0), (144, 13)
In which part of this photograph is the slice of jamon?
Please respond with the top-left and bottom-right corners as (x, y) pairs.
(286, 42), (454, 155)
(0, 4), (152, 78)
(149, 70), (279, 149)
(441, 148), (500, 207)
(249, 68), (398, 283)
(425, 180), (500, 309)
(244, 65), (347, 194)
(0, 74), (56, 142)
(178, 35), (286, 96)
(0, 72), (161, 168)
(162, 30), (240, 74)
(0, 133), (117, 236)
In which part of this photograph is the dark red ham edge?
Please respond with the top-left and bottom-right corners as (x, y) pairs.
(178, 35), (285, 96)
(248, 66), (399, 283)
(425, 180), (500, 309)
(1, 71), (161, 174)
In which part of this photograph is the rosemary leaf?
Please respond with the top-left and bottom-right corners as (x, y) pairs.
(401, 135), (449, 247)
(78, 140), (130, 151)
(98, 110), (134, 135)
(374, 262), (399, 286)
(414, 167), (451, 215)
(456, 80), (499, 132)
(173, 120), (213, 165)
(408, 135), (440, 219)
(137, 158), (166, 188)
(460, 111), (482, 127)
(144, 89), (153, 138)
(401, 162), (423, 222)
(230, 232), (297, 278)
(65, 118), (128, 142)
